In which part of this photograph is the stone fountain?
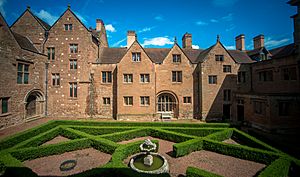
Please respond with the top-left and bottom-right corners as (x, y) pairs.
(129, 139), (169, 174)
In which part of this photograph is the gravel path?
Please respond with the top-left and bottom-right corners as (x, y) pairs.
(222, 138), (240, 145)
(42, 135), (70, 146)
(121, 136), (265, 177)
(23, 148), (111, 176)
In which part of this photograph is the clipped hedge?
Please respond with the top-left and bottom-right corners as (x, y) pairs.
(70, 126), (133, 136)
(186, 167), (222, 177)
(162, 128), (225, 137)
(91, 137), (119, 154)
(0, 121), (58, 150)
(173, 138), (203, 157)
(203, 139), (280, 164)
(258, 157), (291, 177)
(10, 138), (91, 162)
(100, 128), (151, 142)
(151, 128), (196, 143)
(204, 129), (233, 141)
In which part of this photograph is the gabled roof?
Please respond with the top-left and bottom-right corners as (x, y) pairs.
(144, 48), (171, 63)
(96, 48), (127, 64)
(246, 47), (270, 57)
(10, 8), (50, 30)
(182, 48), (203, 63)
(269, 43), (296, 59)
(196, 45), (214, 63)
(12, 32), (39, 53)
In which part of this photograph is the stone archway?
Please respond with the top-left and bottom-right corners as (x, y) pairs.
(24, 90), (45, 119)
(157, 91), (179, 118)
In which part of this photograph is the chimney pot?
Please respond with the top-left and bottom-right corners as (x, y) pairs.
(127, 30), (136, 48)
(96, 19), (104, 32)
(253, 34), (264, 49)
(182, 32), (192, 49)
(235, 34), (245, 51)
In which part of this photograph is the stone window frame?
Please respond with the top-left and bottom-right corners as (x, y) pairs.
(69, 82), (78, 98)
(102, 71), (112, 83)
(208, 75), (217, 84)
(51, 73), (60, 86)
(69, 59), (78, 70)
(237, 71), (246, 83)
(215, 55), (224, 61)
(132, 52), (141, 62)
(140, 96), (150, 106)
(278, 101), (290, 117)
(103, 97), (111, 105)
(140, 74), (150, 83)
(172, 54), (181, 63)
(70, 44), (78, 54)
(253, 100), (266, 115)
(124, 96), (133, 106)
(223, 65), (232, 73)
(172, 71), (182, 83)
(47, 47), (55, 61)
(64, 24), (73, 31)
(223, 89), (231, 101)
(17, 63), (29, 84)
(123, 74), (133, 83)
(258, 70), (273, 82)
(0, 97), (9, 115)
(281, 66), (297, 81)
(183, 96), (192, 104)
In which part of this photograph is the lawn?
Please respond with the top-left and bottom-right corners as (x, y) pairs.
(0, 120), (299, 177)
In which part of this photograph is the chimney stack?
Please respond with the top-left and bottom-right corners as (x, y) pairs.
(253, 34), (264, 49)
(182, 33), (192, 49)
(96, 19), (104, 32)
(127, 30), (136, 48)
(235, 34), (245, 51)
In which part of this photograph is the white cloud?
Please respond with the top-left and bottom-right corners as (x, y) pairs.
(225, 24), (236, 32)
(74, 12), (88, 25)
(112, 37), (126, 47)
(210, 19), (218, 23)
(105, 24), (116, 32)
(212, 0), (238, 7)
(192, 45), (200, 49)
(222, 13), (233, 21)
(0, 0), (6, 18)
(35, 10), (58, 25)
(142, 37), (173, 47)
(138, 27), (154, 33)
(195, 20), (208, 26)
(265, 37), (291, 48)
(225, 45), (236, 50)
(154, 15), (164, 21)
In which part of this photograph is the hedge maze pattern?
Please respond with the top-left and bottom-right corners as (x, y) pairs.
(0, 120), (299, 177)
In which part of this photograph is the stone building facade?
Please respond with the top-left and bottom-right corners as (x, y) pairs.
(0, 1), (299, 133)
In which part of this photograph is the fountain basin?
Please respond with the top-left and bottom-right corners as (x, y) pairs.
(129, 152), (169, 174)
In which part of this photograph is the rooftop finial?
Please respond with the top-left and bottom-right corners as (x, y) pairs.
(27, 6), (31, 10)
(174, 36), (177, 44)
(217, 34), (220, 42)
(68, 4), (71, 9)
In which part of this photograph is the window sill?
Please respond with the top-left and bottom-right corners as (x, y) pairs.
(140, 105), (150, 107)
(101, 82), (112, 85)
(172, 82), (182, 84)
(124, 105), (133, 107)
(140, 82), (150, 84)
(0, 112), (12, 117)
(68, 97), (78, 100)
(123, 82), (133, 84)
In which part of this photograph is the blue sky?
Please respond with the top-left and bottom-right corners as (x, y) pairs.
(0, 0), (296, 50)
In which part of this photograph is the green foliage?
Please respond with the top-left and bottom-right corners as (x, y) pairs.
(91, 137), (119, 154)
(100, 128), (151, 142)
(203, 139), (280, 164)
(186, 166), (223, 177)
(173, 138), (203, 157)
(70, 126), (133, 135)
(151, 128), (196, 142)
(162, 128), (225, 137)
(204, 129), (233, 141)
(258, 156), (291, 177)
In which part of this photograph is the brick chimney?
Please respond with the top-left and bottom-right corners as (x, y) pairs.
(127, 30), (136, 48)
(182, 33), (192, 49)
(235, 34), (245, 51)
(96, 19), (104, 32)
(253, 34), (264, 49)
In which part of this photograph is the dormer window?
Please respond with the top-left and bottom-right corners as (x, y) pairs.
(173, 54), (181, 63)
(64, 24), (73, 31)
(70, 44), (78, 53)
(132, 52), (141, 62)
(215, 55), (224, 61)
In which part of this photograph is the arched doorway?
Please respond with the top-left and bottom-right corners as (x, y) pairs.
(157, 92), (178, 118)
(24, 90), (45, 119)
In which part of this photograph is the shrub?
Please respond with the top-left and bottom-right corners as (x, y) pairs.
(150, 128), (196, 143)
(204, 129), (233, 141)
(162, 128), (226, 137)
(186, 166), (222, 177)
(70, 126), (133, 136)
(173, 138), (203, 157)
(100, 128), (151, 142)
(91, 137), (119, 154)
(258, 157), (291, 177)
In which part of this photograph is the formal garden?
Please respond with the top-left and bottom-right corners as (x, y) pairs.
(0, 120), (299, 177)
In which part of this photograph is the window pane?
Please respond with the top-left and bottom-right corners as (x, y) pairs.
(18, 63), (23, 72)
(178, 72), (182, 82)
(172, 72), (176, 82)
(69, 24), (73, 30)
(102, 72), (106, 83)
(52, 48), (55, 60)
(2, 98), (8, 113)
(70, 84), (73, 97)
(57, 75), (60, 85)
(74, 83), (77, 97)
(47, 48), (50, 60)
(108, 72), (112, 82)
(24, 73), (29, 84)
(24, 65), (29, 72)
(17, 72), (23, 84)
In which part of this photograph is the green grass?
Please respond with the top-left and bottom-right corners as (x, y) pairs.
(0, 120), (298, 177)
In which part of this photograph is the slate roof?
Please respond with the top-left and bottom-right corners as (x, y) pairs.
(96, 48), (127, 64)
(182, 49), (203, 63)
(228, 50), (255, 63)
(269, 43), (296, 59)
(144, 48), (171, 63)
(33, 14), (51, 30)
(12, 32), (39, 53)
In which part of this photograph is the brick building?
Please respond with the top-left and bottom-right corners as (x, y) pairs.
(0, 1), (299, 132)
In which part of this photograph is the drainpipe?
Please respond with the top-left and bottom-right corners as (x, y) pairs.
(45, 62), (49, 116)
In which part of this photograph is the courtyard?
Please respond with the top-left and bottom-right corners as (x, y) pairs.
(0, 120), (299, 177)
